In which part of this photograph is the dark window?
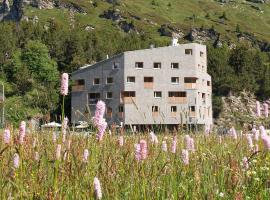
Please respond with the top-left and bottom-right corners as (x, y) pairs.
(200, 51), (204, 57)
(152, 106), (159, 112)
(171, 106), (177, 112)
(106, 77), (113, 84)
(207, 81), (211, 86)
(113, 62), (120, 69)
(93, 78), (100, 85)
(185, 49), (193, 55)
(75, 79), (85, 86)
(119, 105), (124, 112)
(184, 77), (197, 83)
(88, 93), (100, 104)
(144, 77), (154, 82)
(153, 62), (161, 69)
(135, 62), (143, 68)
(171, 77), (179, 84)
(171, 63), (179, 69)
(154, 91), (162, 98)
(127, 76), (135, 83)
(168, 91), (186, 97)
(106, 92), (113, 99)
(190, 106), (196, 112)
(122, 91), (136, 97)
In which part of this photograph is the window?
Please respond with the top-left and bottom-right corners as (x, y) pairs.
(93, 78), (100, 85)
(184, 77), (197, 83)
(119, 105), (124, 112)
(200, 51), (204, 57)
(153, 62), (161, 69)
(121, 91), (136, 97)
(152, 106), (159, 112)
(171, 106), (177, 112)
(106, 77), (113, 84)
(154, 91), (162, 98)
(107, 107), (112, 118)
(144, 77), (154, 82)
(106, 92), (113, 99)
(171, 77), (179, 84)
(185, 49), (193, 55)
(207, 81), (211, 86)
(202, 93), (206, 103)
(168, 91), (186, 97)
(135, 62), (143, 69)
(171, 63), (179, 69)
(127, 76), (135, 83)
(113, 62), (120, 69)
(190, 106), (196, 112)
(75, 79), (85, 86)
(88, 93), (100, 104)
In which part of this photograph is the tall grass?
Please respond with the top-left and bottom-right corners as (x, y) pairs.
(0, 130), (269, 199)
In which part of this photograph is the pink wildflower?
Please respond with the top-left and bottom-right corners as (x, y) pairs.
(162, 140), (167, 152)
(94, 177), (102, 199)
(259, 125), (267, 137)
(181, 149), (189, 165)
(135, 143), (141, 161)
(83, 149), (89, 163)
(242, 157), (249, 169)
(171, 136), (177, 153)
(19, 121), (26, 144)
(263, 103), (269, 117)
(118, 136), (124, 147)
(3, 129), (11, 144)
(229, 127), (237, 140)
(67, 139), (71, 150)
(254, 144), (259, 153)
(56, 144), (61, 160)
(140, 140), (148, 160)
(13, 153), (19, 169)
(246, 135), (254, 150)
(93, 101), (107, 141)
(52, 132), (57, 143)
(262, 135), (270, 150)
(60, 73), (69, 96)
(254, 130), (260, 141)
(34, 151), (39, 161)
(256, 101), (261, 117)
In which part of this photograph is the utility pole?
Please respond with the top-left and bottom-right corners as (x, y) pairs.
(0, 82), (4, 128)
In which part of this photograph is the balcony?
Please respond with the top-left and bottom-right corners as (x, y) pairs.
(118, 112), (124, 118)
(72, 85), (85, 92)
(171, 112), (177, 117)
(121, 97), (135, 104)
(144, 82), (153, 89)
(168, 97), (187, 104)
(189, 111), (196, 118)
(152, 112), (159, 118)
(184, 83), (197, 90)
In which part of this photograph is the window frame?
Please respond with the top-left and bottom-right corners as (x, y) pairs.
(127, 76), (136, 83)
(135, 62), (144, 69)
(154, 91), (162, 98)
(171, 77), (179, 84)
(93, 78), (100, 85)
(171, 63), (179, 69)
(153, 62), (161, 69)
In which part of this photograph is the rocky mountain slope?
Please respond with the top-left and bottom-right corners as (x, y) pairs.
(1, 0), (270, 50)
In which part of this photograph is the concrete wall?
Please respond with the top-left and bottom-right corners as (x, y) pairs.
(71, 43), (212, 126)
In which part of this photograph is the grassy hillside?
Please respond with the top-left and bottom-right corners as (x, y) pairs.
(23, 0), (270, 43)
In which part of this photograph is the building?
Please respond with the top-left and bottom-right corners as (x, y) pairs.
(71, 42), (212, 128)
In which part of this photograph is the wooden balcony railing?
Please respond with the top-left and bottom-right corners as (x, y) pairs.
(152, 112), (159, 117)
(120, 97), (135, 104)
(72, 85), (85, 92)
(185, 83), (197, 89)
(189, 111), (196, 118)
(144, 82), (153, 89)
(168, 97), (187, 104)
(171, 112), (177, 117)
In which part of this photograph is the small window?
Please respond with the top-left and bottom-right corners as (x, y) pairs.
(168, 91), (186, 97)
(106, 92), (113, 99)
(122, 91), (136, 97)
(152, 106), (159, 112)
(107, 107), (112, 118)
(75, 79), (85, 86)
(144, 77), (154, 83)
(119, 105), (124, 112)
(171, 63), (179, 69)
(93, 78), (100, 85)
(185, 49), (193, 55)
(135, 62), (143, 69)
(184, 77), (197, 83)
(106, 77), (113, 84)
(200, 51), (204, 57)
(171, 106), (177, 112)
(153, 62), (161, 69)
(171, 77), (179, 84)
(202, 93), (206, 103)
(190, 106), (196, 112)
(113, 62), (120, 69)
(88, 93), (100, 104)
(127, 76), (135, 83)
(154, 91), (162, 98)
(207, 81), (211, 86)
